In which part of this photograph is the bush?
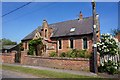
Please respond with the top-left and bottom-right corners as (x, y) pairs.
(77, 50), (86, 58)
(60, 52), (66, 57)
(62, 49), (91, 58)
(49, 52), (57, 57)
(98, 60), (118, 74)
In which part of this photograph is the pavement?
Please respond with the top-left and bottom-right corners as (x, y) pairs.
(2, 63), (98, 77)
(2, 63), (119, 78)
(2, 70), (39, 78)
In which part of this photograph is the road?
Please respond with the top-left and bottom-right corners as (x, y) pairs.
(2, 69), (39, 78)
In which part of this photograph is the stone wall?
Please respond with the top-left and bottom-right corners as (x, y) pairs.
(1, 51), (16, 64)
(21, 51), (90, 71)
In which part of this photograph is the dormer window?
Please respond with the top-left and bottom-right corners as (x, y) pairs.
(70, 28), (75, 32)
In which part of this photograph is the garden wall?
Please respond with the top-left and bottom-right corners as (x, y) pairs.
(21, 51), (90, 71)
(1, 51), (16, 64)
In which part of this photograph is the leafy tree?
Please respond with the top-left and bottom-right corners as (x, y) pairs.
(111, 28), (120, 36)
(1, 38), (17, 45)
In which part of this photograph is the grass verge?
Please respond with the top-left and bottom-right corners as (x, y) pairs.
(2, 64), (98, 78)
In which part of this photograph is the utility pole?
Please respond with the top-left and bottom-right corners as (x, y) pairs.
(92, 0), (98, 73)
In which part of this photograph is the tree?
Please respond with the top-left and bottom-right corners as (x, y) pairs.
(111, 28), (120, 36)
(1, 38), (17, 45)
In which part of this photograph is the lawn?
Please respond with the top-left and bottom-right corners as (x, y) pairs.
(2, 64), (97, 78)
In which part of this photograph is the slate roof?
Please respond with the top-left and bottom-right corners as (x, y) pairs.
(22, 16), (97, 41)
(2, 45), (17, 50)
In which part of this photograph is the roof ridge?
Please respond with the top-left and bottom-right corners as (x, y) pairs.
(49, 16), (92, 26)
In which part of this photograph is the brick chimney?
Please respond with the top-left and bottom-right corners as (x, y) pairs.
(79, 11), (83, 20)
(42, 19), (49, 38)
(42, 19), (48, 28)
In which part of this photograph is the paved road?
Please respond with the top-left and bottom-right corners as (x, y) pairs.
(2, 69), (39, 78)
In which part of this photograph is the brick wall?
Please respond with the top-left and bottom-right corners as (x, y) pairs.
(52, 35), (93, 55)
(1, 51), (16, 64)
(21, 51), (90, 71)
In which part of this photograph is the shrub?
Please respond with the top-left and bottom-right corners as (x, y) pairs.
(49, 52), (57, 57)
(60, 52), (66, 57)
(98, 60), (118, 74)
(64, 49), (91, 58)
(77, 50), (86, 58)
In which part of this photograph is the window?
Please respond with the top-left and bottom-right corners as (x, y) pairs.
(25, 42), (27, 49)
(83, 38), (88, 49)
(45, 29), (47, 37)
(58, 39), (62, 49)
(70, 28), (75, 32)
(70, 38), (74, 48)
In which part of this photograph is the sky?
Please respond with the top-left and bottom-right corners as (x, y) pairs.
(2, 2), (118, 43)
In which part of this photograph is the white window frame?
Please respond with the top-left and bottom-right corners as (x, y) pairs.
(58, 39), (63, 50)
(69, 38), (75, 49)
(82, 37), (89, 50)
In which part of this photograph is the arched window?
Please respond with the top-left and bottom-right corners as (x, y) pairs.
(58, 39), (62, 49)
(45, 29), (47, 38)
(83, 38), (88, 49)
(70, 38), (74, 49)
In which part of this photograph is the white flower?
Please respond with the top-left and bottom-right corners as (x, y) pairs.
(113, 37), (118, 43)
(101, 62), (104, 66)
(114, 67), (117, 69)
(109, 57), (112, 61)
(104, 59), (107, 63)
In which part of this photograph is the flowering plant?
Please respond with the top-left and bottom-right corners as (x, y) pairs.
(97, 33), (118, 56)
(97, 33), (119, 74)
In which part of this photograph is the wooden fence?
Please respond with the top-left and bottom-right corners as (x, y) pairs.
(100, 54), (120, 65)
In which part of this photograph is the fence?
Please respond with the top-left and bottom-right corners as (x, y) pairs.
(100, 54), (120, 65)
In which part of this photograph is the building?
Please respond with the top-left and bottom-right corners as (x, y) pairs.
(2, 45), (19, 53)
(21, 12), (100, 56)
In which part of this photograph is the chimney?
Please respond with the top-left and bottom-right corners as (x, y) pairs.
(42, 19), (48, 28)
(79, 11), (83, 20)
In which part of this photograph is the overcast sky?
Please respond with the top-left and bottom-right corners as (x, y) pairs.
(2, 2), (118, 43)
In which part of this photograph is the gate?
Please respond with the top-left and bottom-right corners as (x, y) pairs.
(15, 51), (21, 63)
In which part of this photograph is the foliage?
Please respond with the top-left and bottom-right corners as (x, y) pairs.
(1, 38), (17, 45)
(60, 52), (66, 57)
(98, 60), (118, 74)
(97, 34), (119, 74)
(97, 34), (118, 56)
(19, 42), (24, 51)
(28, 38), (43, 55)
(49, 51), (57, 57)
(59, 49), (90, 58)
(111, 28), (120, 36)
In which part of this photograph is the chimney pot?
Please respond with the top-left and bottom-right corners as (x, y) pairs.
(79, 11), (83, 20)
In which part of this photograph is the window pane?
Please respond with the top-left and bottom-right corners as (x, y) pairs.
(70, 39), (74, 48)
(59, 40), (62, 49)
(25, 42), (27, 49)
(83, 38), (87, 49)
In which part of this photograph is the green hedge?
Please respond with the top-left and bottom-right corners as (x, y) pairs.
(60, 49), (91, 58)
(49, 51), (57, 57)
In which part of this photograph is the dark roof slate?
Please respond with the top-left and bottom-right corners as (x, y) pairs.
(2, 45), (17, 50)
(22, 16), (96, 41)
